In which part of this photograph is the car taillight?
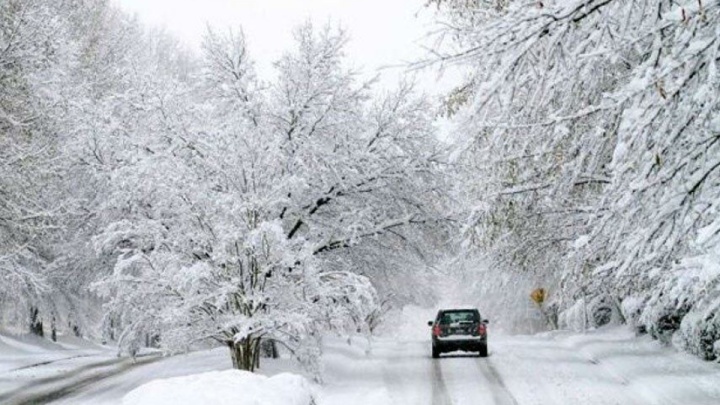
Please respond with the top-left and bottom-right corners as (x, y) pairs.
(477, 323), (487, 336)
(432, 324), (441, 337)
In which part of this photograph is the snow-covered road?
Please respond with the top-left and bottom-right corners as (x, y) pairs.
(356, 339), (518, 405)
(3, 326), (720, 404)
(319, 328), (720, 405)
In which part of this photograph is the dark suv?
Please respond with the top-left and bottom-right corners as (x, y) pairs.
(428, 308), (488, 358)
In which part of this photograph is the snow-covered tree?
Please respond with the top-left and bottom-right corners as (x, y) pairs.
(0, 0), (94, 334)
(0, 0), (198, 339)
(430, 0), (720, 358)
(93, 22), (446, 374)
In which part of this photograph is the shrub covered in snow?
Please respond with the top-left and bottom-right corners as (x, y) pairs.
(122, 370), (315, 405)
(668, 254), (720, 361)
(559, 295), (624, 331)
(620, 295), (646, 332)
(559, 299), (587, 331)
(676, 295), (720, 361)
(639, 273), (699, 344)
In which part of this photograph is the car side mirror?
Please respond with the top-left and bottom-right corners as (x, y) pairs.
(427, 321), (433, 327)
(483, 319), (490, 324)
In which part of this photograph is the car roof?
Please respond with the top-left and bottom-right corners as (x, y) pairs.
(438, 308), (479, 312)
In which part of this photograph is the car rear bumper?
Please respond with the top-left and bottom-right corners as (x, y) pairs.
(435, 335), (485, 342)
(433, 336), (486, 352)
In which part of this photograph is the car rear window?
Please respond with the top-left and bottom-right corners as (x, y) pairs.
(438, 310), (479, 324)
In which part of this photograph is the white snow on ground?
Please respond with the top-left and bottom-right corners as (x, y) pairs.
(317, 337), (430, 405)
(0, 331), (111, 372)
(3, 309), (720, 404)
(492, 328), (720, 405)
(0, 330), (116, 399)
(122, 370), (314, 405)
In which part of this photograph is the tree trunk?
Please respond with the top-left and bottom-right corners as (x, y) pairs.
(72, 324), (82, 337)
(610, 294), (627, 324)
(228, 337), (260, 371)
(29, 307), (44, 337)
(51, 315), (57, 342)
(260, 338), (279, 359)
(254, 339), (261, 369)
(107, 318), (115, 341)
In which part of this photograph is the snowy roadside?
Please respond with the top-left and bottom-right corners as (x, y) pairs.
(0, 331), (163, 405)
(489, 327), (720, 405)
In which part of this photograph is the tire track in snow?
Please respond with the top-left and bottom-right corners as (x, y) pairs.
(2, 354), (97, 374)
(477, 357), (519, 405)
(380, 340), (410, 403)
(0, 357), (124, 404)
(379, 339), (448, 404)
(431, 358), (452, 405)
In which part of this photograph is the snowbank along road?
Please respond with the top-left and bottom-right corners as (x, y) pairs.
(3, 327), (720, 404)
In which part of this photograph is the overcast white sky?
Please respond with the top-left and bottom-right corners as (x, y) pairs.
(113, 0), (458, 93)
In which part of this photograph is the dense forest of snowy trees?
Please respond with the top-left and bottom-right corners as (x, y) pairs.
(430, 0), (720, 360)
(1, 0), (719, 374)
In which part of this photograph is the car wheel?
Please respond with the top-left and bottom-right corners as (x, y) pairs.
(478, 343), (488, 358)
(432, 346), (440, 358)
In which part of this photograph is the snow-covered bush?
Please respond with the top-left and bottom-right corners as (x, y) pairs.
(676, 295), (720, 361)
(620, 295), (647, 334)
(639, 272), (699, 344)
(559, 295), (623, 331)
(637, 252), (720, 351)
(559, 299), (587, 332)
(669, 253), (720, 360)
(588, 295), (621, 328)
